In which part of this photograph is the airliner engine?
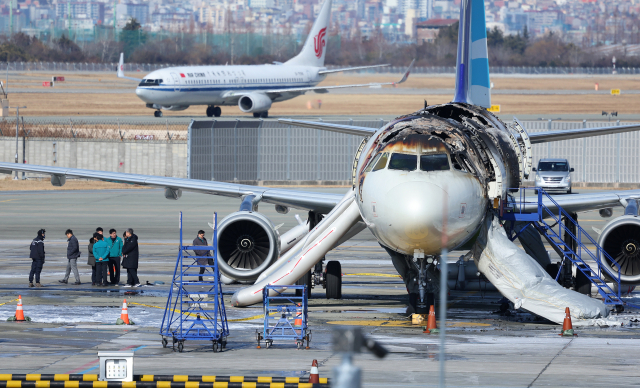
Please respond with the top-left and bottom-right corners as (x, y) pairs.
(216, 211), (309, 281)
(238, 93), (273, 113)
(598, 200), (640, 284)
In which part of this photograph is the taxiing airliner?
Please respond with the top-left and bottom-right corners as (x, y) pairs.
(118, 0), (413, 118)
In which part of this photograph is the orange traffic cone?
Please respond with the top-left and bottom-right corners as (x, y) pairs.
(15, 295), (25, 321)
(423, 305), (439, 334)
(120, 299), (130, 325)
(560, 307), (575, 336)
(309, 359), (320, 384)
(294, 303), (303, 327)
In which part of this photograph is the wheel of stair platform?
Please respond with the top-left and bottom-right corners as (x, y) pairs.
(212, 341), (219, 353)
(574, 265), (591, 295)
(162, 337), (168, 348)
(177, 341), (184, 353)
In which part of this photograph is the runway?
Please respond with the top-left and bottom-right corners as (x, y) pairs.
(1, 188), (640, 386)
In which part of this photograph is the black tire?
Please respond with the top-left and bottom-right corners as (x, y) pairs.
(260, 111), (269, 118)
(212, 342), (218, 353)
(325, 260), (342, 299)
(568, 188), (572, 194)
(546, 263), (561, 282)
(177, 342), (184, 353)
(575, 265), (591, 295)
(206, 106), (214, 117)
(162, 338), (168, 348)
(154, 110), (163, 118)
(296, 270), (312, 298)
(213, 107), (222, 117)
(253, 112), (260, 118)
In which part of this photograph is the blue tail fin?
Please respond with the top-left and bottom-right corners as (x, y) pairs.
(452, 0), (491, 108)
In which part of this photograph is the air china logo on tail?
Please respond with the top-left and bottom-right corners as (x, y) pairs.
(314, 27), (327, 58)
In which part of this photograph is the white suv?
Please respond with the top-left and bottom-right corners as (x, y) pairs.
(533, 158), (574, 194)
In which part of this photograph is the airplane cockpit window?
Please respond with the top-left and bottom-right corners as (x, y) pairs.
(138, 79), (161, 86)
(420, 154), (450, 171)
(371, 152), (389, 172)
(388, 153), (417, 171)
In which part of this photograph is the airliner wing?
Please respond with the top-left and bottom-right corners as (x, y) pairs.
(0, 163), (343, 213)
(527, 123), (640, 144)
(117, 53), (143, 82)
(279, 119), (377, 136)
(266, 60), (414, 95)
(317, 64), (390, 75)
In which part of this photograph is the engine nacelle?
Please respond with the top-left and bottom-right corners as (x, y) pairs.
(217, 211), (280, 281)
(238, 93), (272, 113)
(599, 215), (640, 284)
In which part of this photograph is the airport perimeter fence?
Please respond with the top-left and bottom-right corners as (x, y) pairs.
(2, 61), (637, 75)
(1, 118), (639, 185)
(188, 119), (640, 186)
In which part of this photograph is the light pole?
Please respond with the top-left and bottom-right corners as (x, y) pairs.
(612, 56), (617, 74)
(11, 105), (26, 180)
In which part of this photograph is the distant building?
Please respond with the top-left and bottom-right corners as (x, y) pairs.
(54, 2), (104, 24)
(416, 17), (456, 43)
(116, 3), (149, 26)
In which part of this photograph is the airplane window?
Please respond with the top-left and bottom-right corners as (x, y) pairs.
(364, 154), (382, 173)
(388, 153), (417, 171)
(420, 154), (450, 172)
(372, 153), (389, 172)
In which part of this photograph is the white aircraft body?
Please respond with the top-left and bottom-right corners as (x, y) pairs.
(4, 0), (640, 321)
(118, 0), (412, 118)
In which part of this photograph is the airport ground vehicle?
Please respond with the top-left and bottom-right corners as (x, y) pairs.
(533, 158), (574, 194)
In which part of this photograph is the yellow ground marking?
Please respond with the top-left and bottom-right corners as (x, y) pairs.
(0, 199), (18, 203)
(325, 320), (490, 327)
(0, 299), (18, 307)
(128, 302), (270, 322)
(344, 273), (401, 278)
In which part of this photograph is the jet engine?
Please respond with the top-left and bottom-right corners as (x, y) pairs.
(238, 93), (272, 113)
(216, 211), (309, 281)
(599, 214), (640, 284)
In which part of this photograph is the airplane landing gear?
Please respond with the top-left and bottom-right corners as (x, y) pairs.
(154, 110), (163, 118)
(206, 106), (221, 117)
(253, 111), (268, 118)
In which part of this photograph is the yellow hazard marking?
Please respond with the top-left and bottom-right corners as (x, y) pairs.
(25, 376), (40, 382)
(172, 376), (188, 382)
(201, 377), (216, 383)
(34, 382), (49, 388)
(0, 199), (18, 203)
(344, 273), (401, 278)
(285, 378), (300, 383)
(240, 384), (256, 388)
(213, 383), (228, 388)
(611, 89), (621, 95)
(65, 382), (79, 388)
(92, 382), (108, 388)
(266, 384), (283, 388)
(229, 377), (243, 383)
(6, 382), (21, 388)
(53, 375), (68, 382)
(487, 105), (501, 112)
(0, 299), (18, 307)
(139, 376), (154, 382)
(325, 319), (490, 327)
(256, 377), (272, 383)
(122, 383), (136, 388)
(82, 376), (97, 382)
(184, 382), (199, 388)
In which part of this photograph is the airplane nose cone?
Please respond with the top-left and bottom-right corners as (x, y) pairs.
(384, 181), (446, 252)
(135, 87), (150, 102)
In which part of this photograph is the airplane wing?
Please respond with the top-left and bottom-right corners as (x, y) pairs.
(0, 163), (343, 214)
(527, 123), (640, 144)
(266, 60), (414, 95)
(117, 53), (143, 82)
(279, 119), (377, 136)
(317, 64), (390, 75)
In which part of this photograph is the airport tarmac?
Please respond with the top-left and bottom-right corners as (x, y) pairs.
(1, 187), (640, 387)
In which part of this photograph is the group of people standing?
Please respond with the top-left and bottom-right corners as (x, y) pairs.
(28, 227), (141, 287)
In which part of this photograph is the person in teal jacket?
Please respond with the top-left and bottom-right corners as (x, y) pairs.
(106, 229), (123, 285)
(92, 234), (110, 286)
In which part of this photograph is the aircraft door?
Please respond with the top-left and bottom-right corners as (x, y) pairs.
(170, 72), (181, 92)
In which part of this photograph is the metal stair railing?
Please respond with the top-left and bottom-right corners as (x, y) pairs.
(503, 188), (630, 307)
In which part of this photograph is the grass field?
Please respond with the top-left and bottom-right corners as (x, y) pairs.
(3, 72), (639, 117)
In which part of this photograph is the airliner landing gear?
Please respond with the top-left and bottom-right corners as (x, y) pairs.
(206, 106), (221, 117)
(253, 111), (268, 118)
(154, 110), (163, 118)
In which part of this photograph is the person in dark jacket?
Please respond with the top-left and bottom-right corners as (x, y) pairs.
(29, 229), (46, 287)
(193, 230), (212, 281)
(92, 234), (110, 286)
(60, 229), (81, 285)
(122, 228), (140, 287)
(88, 234), (97, 286)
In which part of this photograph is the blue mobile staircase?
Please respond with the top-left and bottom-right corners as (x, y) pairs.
(502, 188), (637, 309)
(160, 212), (229, 353)
(256, 285), (310, 350)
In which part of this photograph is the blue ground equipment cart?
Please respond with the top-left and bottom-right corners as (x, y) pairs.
(256, 285), (311, 349)
(160, 212), (229, 352)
